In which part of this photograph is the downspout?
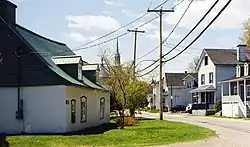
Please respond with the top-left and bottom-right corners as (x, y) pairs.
(15, 48), (24, 126)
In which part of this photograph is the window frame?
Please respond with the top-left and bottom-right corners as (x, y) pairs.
(80, 96), (87, 123)
(78, 63), (82, 80)
(71, 99), (76, 124)
(204, 56), (208, 66)
(209, 72), (213, 84)
(100, 97), (105, 119)
(201, 74), (205, 85)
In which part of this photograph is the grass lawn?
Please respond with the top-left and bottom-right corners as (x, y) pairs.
(8, 119), (216, 147)
(148, 109), (160, 113)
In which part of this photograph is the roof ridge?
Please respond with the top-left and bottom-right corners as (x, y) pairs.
(204, 48), (236, 51)
(16, 24), (67, 46)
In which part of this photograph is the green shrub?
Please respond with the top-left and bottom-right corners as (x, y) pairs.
(214, 100), (222, 113)
(113, 117), (138, 126)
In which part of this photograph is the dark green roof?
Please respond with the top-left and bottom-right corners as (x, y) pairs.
(14, 25), (103, 90)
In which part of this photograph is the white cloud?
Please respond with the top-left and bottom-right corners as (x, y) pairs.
(165, 0), (250, 29)
(66, 15), (120, 31)
(146, 30), (180, 40)
(103, 0), (123, 6)
(64, 32), (86, 42)
(136, 22), (158, 32)
(104, 0), (114, 5)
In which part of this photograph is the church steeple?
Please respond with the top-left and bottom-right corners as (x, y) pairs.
(115, 38), (120, 65)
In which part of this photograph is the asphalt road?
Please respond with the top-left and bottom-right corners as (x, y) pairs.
(140, 112), (250, 147)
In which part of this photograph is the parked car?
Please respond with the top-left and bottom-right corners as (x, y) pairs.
(170, 105), (186, 112)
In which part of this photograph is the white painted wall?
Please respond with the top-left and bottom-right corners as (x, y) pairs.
(222, 103), (241, 117)
(198, 52), (216, 87)
(0, 86), (67, 134)
(0, 88), (22, 134)
(0, 85), (110, 134)
(65, 86), (110, 132)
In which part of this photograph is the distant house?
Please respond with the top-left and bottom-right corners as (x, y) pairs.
(190, 48), (238, 115)
(148, 72), (198, 110)
(0, 0), (110, 134)
(220, 45), (250, 118)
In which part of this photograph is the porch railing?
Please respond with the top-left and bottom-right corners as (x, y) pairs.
(236, 95), (247, 117)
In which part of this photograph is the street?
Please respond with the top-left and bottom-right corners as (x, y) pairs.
(140, 112), (250, 147)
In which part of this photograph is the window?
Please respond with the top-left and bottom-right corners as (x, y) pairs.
(233, 86), (237, 95)
(78, 63), (82, 80)
(207, 92), (214, 104)
(80, 96), (87, 123)
(245, 64), (249, 76)
(71, 99), (76, 124)
(247, 86), (250, 97)
(100, 98), (105, 119)
(209, 72), (213, 84)
(201, 74), (205, 85)
(204, 56), (208, 66)
(236, 66), (241, 77)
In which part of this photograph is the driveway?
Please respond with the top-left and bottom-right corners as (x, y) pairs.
(140, 112), (250, 147)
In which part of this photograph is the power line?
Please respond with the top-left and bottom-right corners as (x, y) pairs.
(73, 0), (171, 49)
(137, 0), (219, 73)
(164, 0), (232, 63)
(136, 0), (192, 60)
(72, 15), (160, 52)
(163, 0), (219, 57)
(137, 64), (159, 77)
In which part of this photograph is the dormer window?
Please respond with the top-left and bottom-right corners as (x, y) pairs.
(236, 65), (241, 77)
(204, 56), (208, 66)
(245, 63), (249, 76)
(78, 63), (82, 80)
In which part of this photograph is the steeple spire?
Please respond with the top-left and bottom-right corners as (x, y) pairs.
(115, 38), (120, 65)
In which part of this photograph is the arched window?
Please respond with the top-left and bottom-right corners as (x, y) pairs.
(80, 96), (87, 123)
(100, 98), (105, 119)
(71, 99), (76, 124)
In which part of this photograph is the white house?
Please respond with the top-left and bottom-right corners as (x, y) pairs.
(190, 48), (238, 115)
(148, 72), (198, 110)
(0, 0), (110, 134)
(220, 45), (250, 118)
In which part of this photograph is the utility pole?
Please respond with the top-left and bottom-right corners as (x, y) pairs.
(127, 29), (145, 80)
(147, 7), (174, 120)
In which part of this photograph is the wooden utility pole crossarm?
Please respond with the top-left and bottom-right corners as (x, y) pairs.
(147, 7), (174, 120)
(127, 29), (145, 80)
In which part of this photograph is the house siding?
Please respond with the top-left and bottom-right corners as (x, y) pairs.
(0, 18), (70, 87)
(0, 86), (67, 134)
(216, 65), (236, 100)
(198, 53), (216, 87)
(65, 86), (110, 132)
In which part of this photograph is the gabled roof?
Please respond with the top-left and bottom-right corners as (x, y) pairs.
(12, 24), (103, 90)
(165, 73), (198, 87)
(205, 49), (239, 65)
(196, 49), (240, 71)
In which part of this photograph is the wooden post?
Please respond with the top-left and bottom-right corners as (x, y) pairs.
(221, 83), (224, 97)
(244, 79), (247, 116)
(237, 81), (240, 96)
(229, 82), (231, 96)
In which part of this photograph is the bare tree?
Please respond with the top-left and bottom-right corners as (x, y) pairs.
(240, 18), (250, 48)
(101, 52), (150, 129)
(187, 56), (199, 73)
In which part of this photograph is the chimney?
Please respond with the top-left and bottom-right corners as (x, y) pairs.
(237, 44), (247, 62)
(185, 71), (188, 74)
(0, 0), (17, 26)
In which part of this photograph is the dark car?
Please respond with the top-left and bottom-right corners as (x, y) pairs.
(170, 105), (186, 112)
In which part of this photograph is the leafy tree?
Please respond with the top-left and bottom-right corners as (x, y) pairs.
(101, 53), (151, 129)
(187, 56), (199, 73)
(214, 100), (222, 113)
(240, 18), (250, 48)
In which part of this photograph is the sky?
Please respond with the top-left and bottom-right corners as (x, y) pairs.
(10, 0), (250, 76)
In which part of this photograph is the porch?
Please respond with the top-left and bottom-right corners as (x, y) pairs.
(220, 77), (250, 118)
(189, 85), (216, 116)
